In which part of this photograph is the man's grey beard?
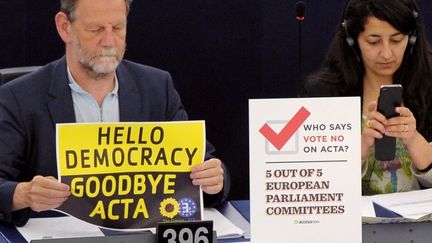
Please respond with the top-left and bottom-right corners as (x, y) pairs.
(72, 37), (125, 78)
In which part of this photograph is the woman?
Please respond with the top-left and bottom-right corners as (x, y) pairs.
(305, 0), (432, 195)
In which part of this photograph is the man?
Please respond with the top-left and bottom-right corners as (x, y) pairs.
(0, 0), (229, 226)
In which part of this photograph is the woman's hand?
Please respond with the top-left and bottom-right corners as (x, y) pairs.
(384, 106), (417, 146)
(363, 101), (417, 157)
(362, 101), (386, 159)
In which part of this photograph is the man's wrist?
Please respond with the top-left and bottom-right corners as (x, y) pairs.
(12, 182), (30, 211)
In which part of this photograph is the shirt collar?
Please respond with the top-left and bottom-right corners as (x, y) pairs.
(66, 67), (119, 96)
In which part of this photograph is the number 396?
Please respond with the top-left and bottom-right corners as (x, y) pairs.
(162, 227), (210, 243)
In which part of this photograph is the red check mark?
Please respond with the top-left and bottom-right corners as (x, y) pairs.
(259, 106), (310, 150)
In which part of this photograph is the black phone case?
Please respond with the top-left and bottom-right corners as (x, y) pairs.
(375, 86), (403, 161)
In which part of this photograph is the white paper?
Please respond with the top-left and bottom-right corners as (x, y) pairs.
(15, 208), (244, 242)
(226, 241), (250, 243)
(371, 188), (432, 219)
(204, 208), (245, 239)
(16, 216), (103, 242)
(361, 196), (376, 217)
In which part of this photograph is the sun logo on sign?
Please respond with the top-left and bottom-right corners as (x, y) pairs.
(159, 197), (180, 219)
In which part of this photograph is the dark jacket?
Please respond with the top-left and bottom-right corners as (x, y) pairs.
(0, 57), (229, 226)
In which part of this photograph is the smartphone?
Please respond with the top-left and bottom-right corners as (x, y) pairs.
(374, 84), (403, 161)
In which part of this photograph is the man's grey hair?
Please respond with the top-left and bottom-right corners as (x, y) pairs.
(60, 0), (133, 22)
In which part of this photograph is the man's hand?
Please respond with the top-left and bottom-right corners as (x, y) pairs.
(12, 176), (70, 212)
(190, 158), (224, 195)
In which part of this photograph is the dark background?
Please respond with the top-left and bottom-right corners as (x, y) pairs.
(1, 0), (432, 200)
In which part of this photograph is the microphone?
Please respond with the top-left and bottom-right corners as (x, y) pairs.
(295, 1), (306, 96)
(295, 1), (306, 22)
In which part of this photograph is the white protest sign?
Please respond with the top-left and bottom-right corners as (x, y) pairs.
(249, 97), (361, 243)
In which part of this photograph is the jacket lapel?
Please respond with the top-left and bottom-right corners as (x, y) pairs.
(116, 63), (142, 122)
(47, 57), (76, 124)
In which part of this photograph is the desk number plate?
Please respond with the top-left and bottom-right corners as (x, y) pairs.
(156, 220), (213, 243)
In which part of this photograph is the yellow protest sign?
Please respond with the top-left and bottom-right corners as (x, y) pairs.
(56, 121), (205, 229)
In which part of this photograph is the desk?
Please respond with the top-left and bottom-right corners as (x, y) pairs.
(3, 201), (432, 243)
(228, 200), (432, 243)
(0, 203), (250, 243)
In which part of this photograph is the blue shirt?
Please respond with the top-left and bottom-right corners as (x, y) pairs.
(67, 68), (119, 122)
